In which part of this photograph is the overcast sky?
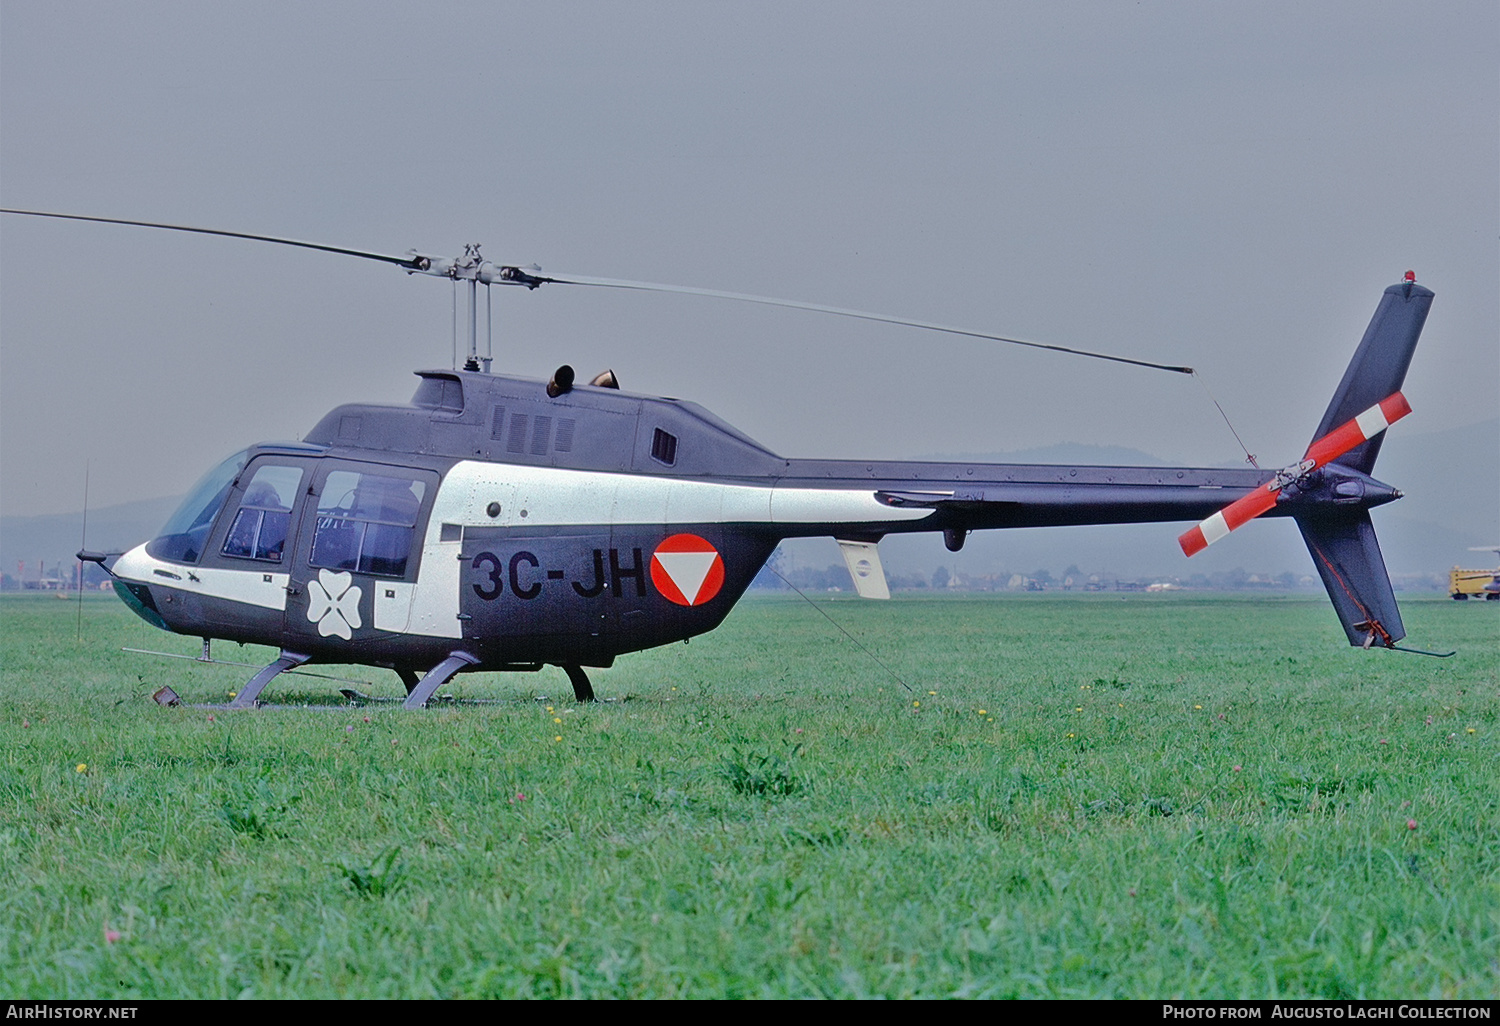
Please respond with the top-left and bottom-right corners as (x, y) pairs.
(2, 1), (1495, 521)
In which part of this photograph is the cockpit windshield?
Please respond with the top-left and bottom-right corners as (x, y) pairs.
(146, 449), (249, 563)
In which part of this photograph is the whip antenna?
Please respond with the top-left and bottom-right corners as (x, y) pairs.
(769, 565), (914, 694)
(76, 462), (89, 642)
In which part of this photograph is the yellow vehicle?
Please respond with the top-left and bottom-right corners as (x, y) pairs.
(1450, 547), (1500, 600)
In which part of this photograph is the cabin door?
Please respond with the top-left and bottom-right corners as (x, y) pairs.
(284, 460), (438, 649)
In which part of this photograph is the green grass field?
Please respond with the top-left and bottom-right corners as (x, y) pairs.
(1, 591), (1495, 998)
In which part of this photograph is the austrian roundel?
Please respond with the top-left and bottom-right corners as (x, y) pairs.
(650, 534), (725, 607)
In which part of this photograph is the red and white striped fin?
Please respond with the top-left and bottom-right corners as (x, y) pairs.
(1178, 391), (1410, 557)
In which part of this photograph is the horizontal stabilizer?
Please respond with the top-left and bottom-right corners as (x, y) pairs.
(837, 539), (890, 599)
(1298, 510), (1404, 648)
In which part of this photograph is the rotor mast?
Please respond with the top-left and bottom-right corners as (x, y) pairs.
(407, 243), (547, 373)
(463, 245), (484, 372)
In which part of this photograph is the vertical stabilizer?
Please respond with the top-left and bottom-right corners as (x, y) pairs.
(1309, 279), (1433, 474)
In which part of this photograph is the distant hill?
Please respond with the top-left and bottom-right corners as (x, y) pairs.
(1372, 417), (1499, 553)
(1, 495), (181, 578)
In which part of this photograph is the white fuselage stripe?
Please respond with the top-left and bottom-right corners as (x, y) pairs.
(433, 460), (933, 529)
(113, 546), (289, 610)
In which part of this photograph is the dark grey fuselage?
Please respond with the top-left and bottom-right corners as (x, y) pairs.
(108, 279), (1428, 672)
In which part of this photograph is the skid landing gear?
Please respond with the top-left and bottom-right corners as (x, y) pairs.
(562, 664), (595, 703)
(403, 651), (481, 709)
(229, 650), (310, 709)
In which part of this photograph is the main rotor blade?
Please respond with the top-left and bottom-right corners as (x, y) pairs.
(0, 208), (428, 270)
(1178, 392), (1410, 556)
(2, 208), (1193, 374)
(535, 273), (1195, 376)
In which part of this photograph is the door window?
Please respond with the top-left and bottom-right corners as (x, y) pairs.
(310, 470), (427, 577)
(221, 465), (304, 563)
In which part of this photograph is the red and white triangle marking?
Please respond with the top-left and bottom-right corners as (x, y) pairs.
(650, 534), (726, 606)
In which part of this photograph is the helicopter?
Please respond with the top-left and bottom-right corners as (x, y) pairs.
(1, 210), (1438, 708)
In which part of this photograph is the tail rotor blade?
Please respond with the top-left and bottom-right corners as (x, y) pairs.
(1179, 391), (1410, 557)
(1178, 484), (1279, 556)
(1304, 393), (1411, 467)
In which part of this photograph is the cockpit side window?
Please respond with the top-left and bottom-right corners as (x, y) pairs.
(146, 450), (249, 563)
(310, 469), (427, 577)
(221, 465), (305, 563)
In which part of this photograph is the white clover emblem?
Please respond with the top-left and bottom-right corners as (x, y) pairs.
(306, 568), (363, 640)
